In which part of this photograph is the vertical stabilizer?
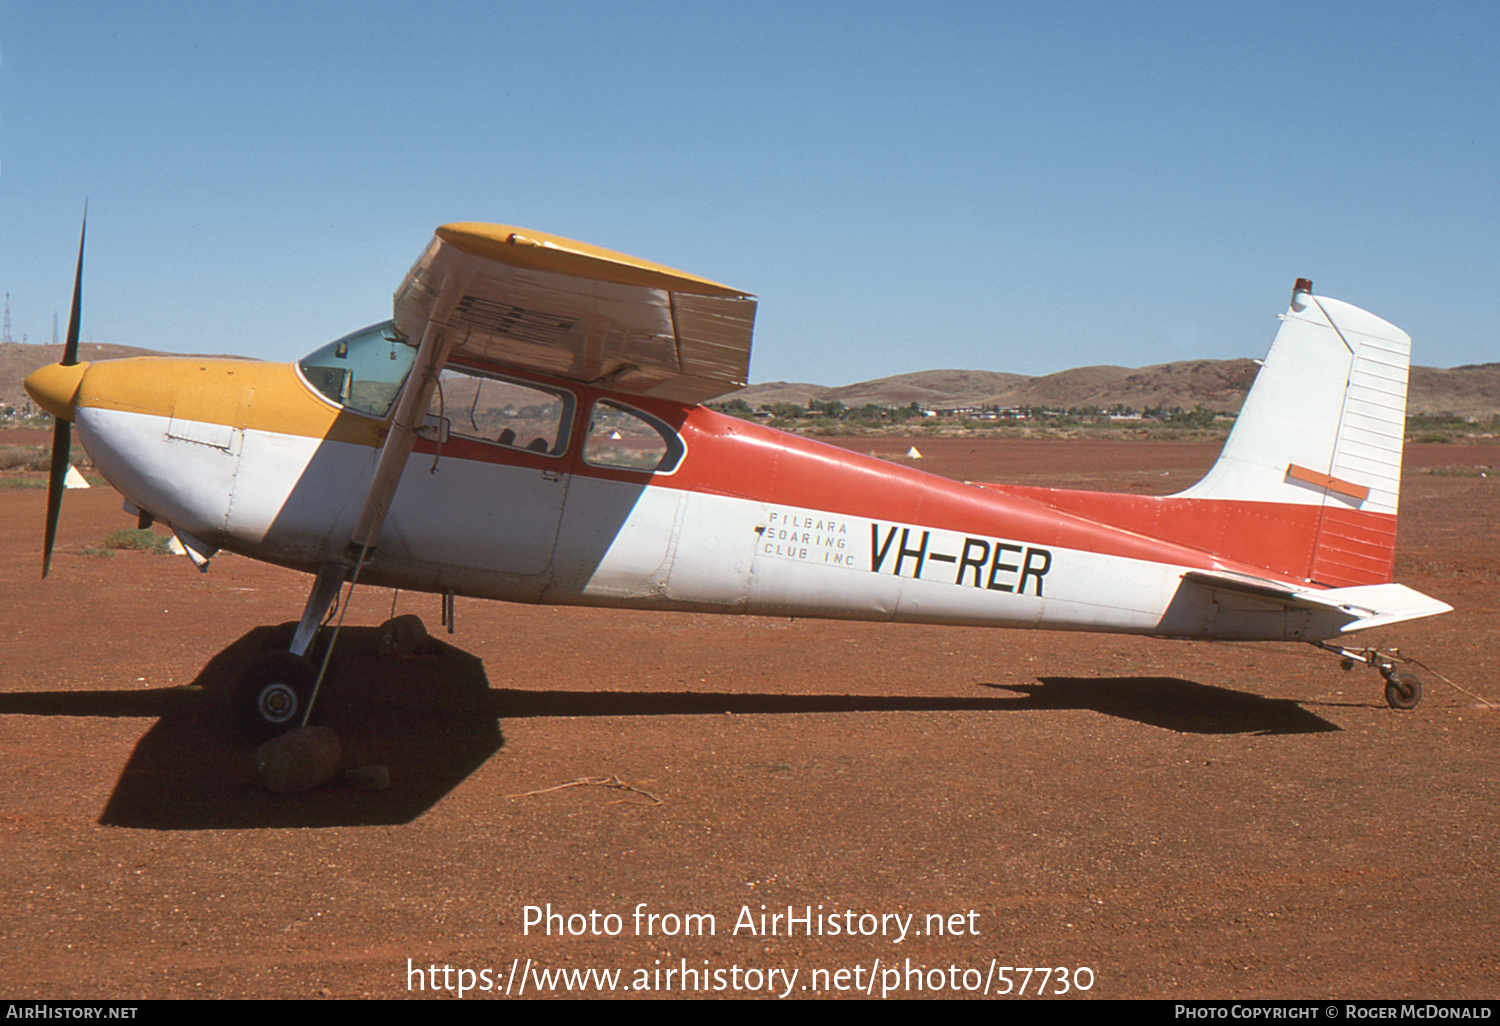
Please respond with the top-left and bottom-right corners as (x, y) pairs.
(1174, 280), (1410, 585)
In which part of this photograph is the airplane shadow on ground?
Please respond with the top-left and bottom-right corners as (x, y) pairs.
(0, 625), (504, 831)
(0, 628), (1338, 830)
(497, 677), (1339, 738)
(109, 625), (502, 830)
(997, 678), (1340, 736)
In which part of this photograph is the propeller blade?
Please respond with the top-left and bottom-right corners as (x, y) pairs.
(63, 203), (86, 366)
(41, 418), (72, 579)
(42, 206), (87, 579)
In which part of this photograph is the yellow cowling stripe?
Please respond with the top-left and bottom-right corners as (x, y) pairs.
(77, 357), (386, 447)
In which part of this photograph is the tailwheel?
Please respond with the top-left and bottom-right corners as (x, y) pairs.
(1383, 671), (1422, 711)
(234, 652), (318, 741)
(1311, 641), (1429, 712)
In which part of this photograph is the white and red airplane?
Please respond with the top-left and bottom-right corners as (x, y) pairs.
(26, 221), (1450, 738)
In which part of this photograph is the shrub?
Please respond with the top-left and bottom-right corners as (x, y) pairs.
(103, 528), (176, 555)
(0, 447), (45, 471)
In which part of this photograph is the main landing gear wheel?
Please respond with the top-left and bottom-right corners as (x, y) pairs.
(234, 652), (317, 742)
(1384, 671), (1423, 711)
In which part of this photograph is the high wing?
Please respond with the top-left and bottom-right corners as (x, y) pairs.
(393, 222), (757, 404)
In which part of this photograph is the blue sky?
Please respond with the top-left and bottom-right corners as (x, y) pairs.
(2, 1), (1496, 385)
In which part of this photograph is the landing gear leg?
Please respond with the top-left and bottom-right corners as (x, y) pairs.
(1311, 641), (1424, 711)
(289, 561), (349, 657)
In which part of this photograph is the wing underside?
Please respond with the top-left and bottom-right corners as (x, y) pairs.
(393, 223), (757, 404)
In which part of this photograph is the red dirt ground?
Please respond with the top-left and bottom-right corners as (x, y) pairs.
(0, 438), (1495, 1000)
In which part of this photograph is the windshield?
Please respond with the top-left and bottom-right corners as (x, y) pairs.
(297, 321), (416, 418)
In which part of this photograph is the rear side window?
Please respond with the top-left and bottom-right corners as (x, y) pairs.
(583, 400), (684, 473)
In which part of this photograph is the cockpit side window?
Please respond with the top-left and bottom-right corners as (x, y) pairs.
(428, 367), (575, 457)
(298, 321), (417, 418)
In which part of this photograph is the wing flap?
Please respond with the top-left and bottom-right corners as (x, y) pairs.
(394, 223), (756, 403)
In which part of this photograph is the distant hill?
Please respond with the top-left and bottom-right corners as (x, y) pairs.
(1408, 364), (1500, 419)
(825, 369), (1033, 408)
(4, 342), (1498, 421)
(727, 361), (1500, 419)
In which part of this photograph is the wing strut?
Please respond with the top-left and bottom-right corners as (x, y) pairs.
(286, 274), (470, 723)
(349, 272), (468, 554)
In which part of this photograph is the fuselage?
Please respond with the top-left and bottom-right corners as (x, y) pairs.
(50, 341), (1353, 644)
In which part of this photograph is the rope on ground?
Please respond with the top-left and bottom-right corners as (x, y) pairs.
(508, 775), (664, 807)
(1402, 654), (1499, 710)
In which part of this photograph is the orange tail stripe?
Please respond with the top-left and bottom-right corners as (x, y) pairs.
(1286, 463), (1370, 502)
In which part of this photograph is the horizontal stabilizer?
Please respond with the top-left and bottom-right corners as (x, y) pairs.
(1182, 571), (1451, 633)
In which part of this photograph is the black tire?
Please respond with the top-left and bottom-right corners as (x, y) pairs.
(1385, 671), (1422, 711)
(235, 652), (317, 741)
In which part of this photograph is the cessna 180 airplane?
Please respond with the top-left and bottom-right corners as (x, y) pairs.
(26, 219), (1451, 739)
